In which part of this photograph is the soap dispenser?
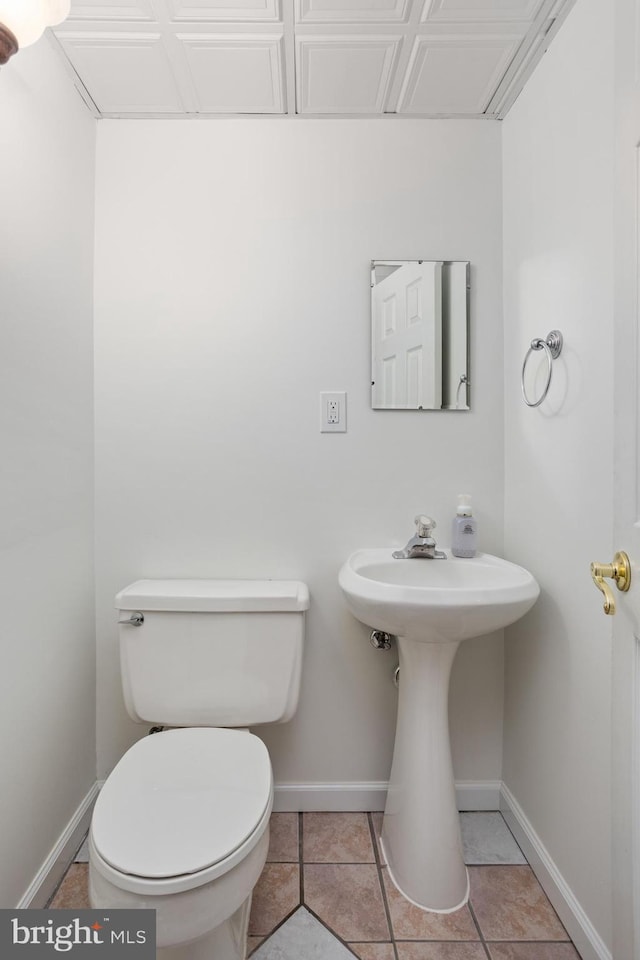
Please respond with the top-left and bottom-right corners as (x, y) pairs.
(451, 494), (478, 558)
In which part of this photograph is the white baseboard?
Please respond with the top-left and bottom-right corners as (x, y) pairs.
(500, 783), (611, 960)
(273, 781), (387, 812)
(19, 783), (100, 909)
(272, 779), (502, 812)
(455, 780), (502, 811)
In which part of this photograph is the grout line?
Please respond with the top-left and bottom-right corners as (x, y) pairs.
(46, 861), (86, 908)
(303, 859), (378, 864)
(298, 812), (304, 905)
(72, 831), (89, 863)
(467, 896), (492, 959)
(474, 863), (531, 872)
(368, 812), (399, 960)
(498, 809), (528, 863)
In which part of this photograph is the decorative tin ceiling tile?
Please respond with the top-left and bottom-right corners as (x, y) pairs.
(179, 33), (285, 112)
(56, 32), (185, 113)
(397, 32), (521, 114)
(296, 35), (400, 113)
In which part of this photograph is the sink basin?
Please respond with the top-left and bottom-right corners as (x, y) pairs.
(338, 546), (539, 914)
(339, 548), (539, 642)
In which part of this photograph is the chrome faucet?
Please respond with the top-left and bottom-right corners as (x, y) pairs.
(392, 515), (447, 560)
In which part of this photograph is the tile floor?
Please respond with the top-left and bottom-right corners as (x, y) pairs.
(50, 812), (581, 960)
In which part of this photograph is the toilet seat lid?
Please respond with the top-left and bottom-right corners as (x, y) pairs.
(92, 728), (272, 879)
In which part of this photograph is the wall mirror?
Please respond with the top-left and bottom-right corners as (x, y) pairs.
(371, 260), (470, 411)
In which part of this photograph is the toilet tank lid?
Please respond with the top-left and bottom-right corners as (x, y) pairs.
(115, 579), (310, 612)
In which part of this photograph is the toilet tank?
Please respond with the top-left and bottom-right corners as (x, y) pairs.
(116, 579), (309, 727)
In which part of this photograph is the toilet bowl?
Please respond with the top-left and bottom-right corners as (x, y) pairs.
(90, 728), (273, 959)
(89, 579), (309, 960)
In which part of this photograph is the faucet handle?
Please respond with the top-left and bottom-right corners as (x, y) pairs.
(415, 515), (436, 537)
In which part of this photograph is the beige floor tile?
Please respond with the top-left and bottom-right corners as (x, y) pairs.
(248, 863), (300, 937)
(383, 869), (478, 941)
(397, 945), (487, 959)
(487, 944), (581, 960)
(349, 943), (396, 960)
(303, 813), (375, 863)
(268, 813), (299, 862)
(469, 866), (569, 942)
(304, 863), (390, 941)
(49, 864), (90, 909)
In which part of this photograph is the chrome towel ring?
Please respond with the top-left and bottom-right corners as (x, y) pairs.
(521, 329), (563, 407)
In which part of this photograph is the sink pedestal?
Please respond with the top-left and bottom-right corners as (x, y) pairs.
(381, 636), (468, 913)
(339, 547), (540, 914)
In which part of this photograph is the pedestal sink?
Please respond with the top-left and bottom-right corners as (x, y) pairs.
(338, 549), (539, 913)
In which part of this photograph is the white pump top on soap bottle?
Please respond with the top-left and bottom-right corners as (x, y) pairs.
(451, 494), (477, 558)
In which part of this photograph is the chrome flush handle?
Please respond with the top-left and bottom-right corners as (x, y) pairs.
(118, 612), (144, 626)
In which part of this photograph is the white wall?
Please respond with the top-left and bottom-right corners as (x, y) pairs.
(0, 41), (96, 905)
(94, 119), (505, 794)
(502, 0), (614, 948)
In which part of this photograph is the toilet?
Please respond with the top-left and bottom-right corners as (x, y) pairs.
(88, 578), (309, 960)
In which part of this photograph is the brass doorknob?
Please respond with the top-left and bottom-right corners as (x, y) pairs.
(590, 551), (631, 615)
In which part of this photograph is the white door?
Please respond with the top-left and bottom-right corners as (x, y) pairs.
(610, 1), (640, 956)
(371, 261), (443, 409)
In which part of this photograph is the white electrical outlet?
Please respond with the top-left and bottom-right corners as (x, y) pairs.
(320, 391), (347, 433)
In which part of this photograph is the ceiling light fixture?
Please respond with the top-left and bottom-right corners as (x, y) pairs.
(0, 0), (70, 65)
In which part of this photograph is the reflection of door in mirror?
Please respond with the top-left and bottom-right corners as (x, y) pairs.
(371, 261), (443, 409)
(371, 260), (470, 411)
